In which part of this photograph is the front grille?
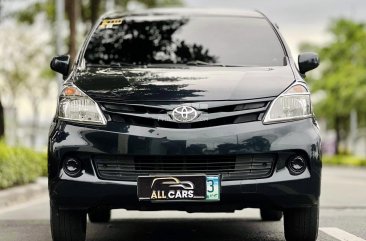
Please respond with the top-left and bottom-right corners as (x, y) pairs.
(94, 155), (276, 181)
(91, 98), (273, 129)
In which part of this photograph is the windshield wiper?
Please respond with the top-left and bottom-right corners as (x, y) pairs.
(86, 62), (144, 68)
(110, 62), (141, 67)
(185, 61), (246, 67)
(186, 60), (219, 66)
(86, 62), (249, 68)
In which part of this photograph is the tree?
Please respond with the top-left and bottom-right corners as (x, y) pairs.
(66, 0), (80, 62)
(16, 0), (182, 61)
(0, 22), (53, 146)
(0, 25), (29, 142)
(301, 19), (366, 154)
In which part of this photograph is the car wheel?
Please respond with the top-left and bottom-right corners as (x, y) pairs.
(50, 203), (86, 241)
(284, 205), (319, 241)
(88, 208), (111, 223)
(260, 208), (283, 221)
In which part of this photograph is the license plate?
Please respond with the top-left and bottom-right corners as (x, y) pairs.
(137, 175), (220, 201)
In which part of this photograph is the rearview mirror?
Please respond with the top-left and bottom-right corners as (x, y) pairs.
(298, 52), (319, 75)
(50, 55), (70, 79)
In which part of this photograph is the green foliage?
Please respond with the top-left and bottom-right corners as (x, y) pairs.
(17, 0), (183, 25)
(304, 19), (366, 124)
(16, 1), (55, 24)
(0, 142), (47, 190)
(301, 19), (366, 153)
(323, 155), (366, 166)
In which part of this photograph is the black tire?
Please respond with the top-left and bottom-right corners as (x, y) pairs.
(284, 205), (319, 241)
(88, 208), (111, 223)
(50, 203), (87, 241)
(260, 208), (283, 221)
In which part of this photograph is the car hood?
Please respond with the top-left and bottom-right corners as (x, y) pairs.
(73, 66), (295, 101)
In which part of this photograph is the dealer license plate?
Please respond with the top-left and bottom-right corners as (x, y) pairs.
(137, 175), (220, 202)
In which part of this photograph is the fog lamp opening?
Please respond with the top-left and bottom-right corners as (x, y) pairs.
(287, 155), (306, 175)
(63, 158), (82, 177)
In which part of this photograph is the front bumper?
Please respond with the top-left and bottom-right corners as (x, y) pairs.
(48, 118), (322, 212)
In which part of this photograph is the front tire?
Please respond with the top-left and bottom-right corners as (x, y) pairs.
(284, 205), (319, 241)
(260, 208), (283, 221)
(88, 208), (111, 223)
(50, 203), (87, 241)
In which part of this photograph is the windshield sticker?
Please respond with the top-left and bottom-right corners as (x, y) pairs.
(98, 18), (123, 29)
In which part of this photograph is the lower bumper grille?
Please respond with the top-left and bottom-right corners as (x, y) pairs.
(94, 155), (276, 181)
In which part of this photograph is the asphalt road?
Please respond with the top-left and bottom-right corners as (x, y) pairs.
(0, 166), (365, 241)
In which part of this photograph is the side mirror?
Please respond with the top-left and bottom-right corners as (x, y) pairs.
(298, 52), (319, 75)
(50, 55), (70, 79)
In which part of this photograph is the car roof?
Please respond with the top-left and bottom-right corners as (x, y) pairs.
(102, 8), (265, 19)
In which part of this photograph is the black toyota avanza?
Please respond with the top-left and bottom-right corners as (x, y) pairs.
(48, 9), (321, 241)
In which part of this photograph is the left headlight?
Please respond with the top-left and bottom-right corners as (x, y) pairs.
(58, 85), (107, 125)
(263, 84), (312, 124)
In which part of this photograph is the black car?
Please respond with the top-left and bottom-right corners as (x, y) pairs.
(49, 8), (321, 241)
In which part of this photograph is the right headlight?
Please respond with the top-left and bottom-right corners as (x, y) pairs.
(263, 84), (312, 124)
(58, 85), (107, 125)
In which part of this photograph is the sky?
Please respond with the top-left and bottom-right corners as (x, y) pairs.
(184, 0), (366, 57)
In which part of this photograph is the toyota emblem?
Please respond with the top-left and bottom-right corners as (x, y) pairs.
(171, 106), (199, 122)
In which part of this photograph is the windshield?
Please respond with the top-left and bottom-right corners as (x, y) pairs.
(83, 15), (286, 67)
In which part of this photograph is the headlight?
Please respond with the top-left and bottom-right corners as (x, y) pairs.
(58, 85), (107, 125)
(263, 84), (312, 124)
